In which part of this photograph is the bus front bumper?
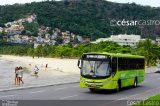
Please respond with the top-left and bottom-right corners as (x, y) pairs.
(80, 79), (117, 90)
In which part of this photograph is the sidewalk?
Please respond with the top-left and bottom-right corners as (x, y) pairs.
(0, 67), (157, 92)
(0, 74), (80, 92)
(145, 66), (157, 74)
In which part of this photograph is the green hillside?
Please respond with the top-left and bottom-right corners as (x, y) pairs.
(0, 0), (160, 39)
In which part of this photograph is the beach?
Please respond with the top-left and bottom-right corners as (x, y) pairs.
(0, 55), (79, 78)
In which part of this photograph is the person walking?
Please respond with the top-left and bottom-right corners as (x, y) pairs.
(15, 67), (19, 85)
(34, 65), (39, 77)
(45, 64), (48, 68)
(18, 66), (24, 84)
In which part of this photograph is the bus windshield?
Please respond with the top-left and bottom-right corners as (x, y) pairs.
(81, 60), (111, 77)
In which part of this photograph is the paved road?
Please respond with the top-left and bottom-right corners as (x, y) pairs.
(0, 73), (160, 106)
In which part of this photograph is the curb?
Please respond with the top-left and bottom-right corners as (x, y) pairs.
(146, 71), (157, 74)
(0, 81), (79, 92)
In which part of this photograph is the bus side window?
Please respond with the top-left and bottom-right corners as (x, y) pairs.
(112, 58), (117, 73)
(118, 57), (123, 71)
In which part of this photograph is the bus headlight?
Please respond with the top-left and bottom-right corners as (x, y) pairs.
(103, 80), (111, 84)
(80, 78), (85, 83)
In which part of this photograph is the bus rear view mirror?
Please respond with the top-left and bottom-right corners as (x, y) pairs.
(77, 59), (81, 69)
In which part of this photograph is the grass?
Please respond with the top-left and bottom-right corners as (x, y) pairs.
(132, 94), (160, 106)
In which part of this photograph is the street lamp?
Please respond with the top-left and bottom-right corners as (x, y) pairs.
(90, 33), (93, 52)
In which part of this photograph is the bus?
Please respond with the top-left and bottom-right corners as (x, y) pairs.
(77, 52), (145, 92)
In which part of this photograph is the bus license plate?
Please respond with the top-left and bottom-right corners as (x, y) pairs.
(91, 84), (96, 88)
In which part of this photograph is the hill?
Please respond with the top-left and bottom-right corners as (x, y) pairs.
(0, 0), (160, 39)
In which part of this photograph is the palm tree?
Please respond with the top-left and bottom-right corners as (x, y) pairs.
(136, 39), (160, 66)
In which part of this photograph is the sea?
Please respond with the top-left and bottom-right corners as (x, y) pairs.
(0, 57), (31, 85)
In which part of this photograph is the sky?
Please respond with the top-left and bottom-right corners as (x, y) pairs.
(107, 0), (160, 7)
(0, 0), (160, 7)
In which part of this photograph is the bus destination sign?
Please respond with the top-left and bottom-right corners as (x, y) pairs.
(85, 55), (108, 59)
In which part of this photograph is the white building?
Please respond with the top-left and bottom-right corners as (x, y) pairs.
(21, 36), (29, 43)
(9, 35), (22, 43)
(35, 36), (45, 43)
(50, 40), (56, 45)
(27, 18), (33, 23)
(93, 34), (141, 47)
(77, 35), (83, 42)
(4, 22), (12, 27)
(34, 43), (40, 48)
(51, 32), (58, 39)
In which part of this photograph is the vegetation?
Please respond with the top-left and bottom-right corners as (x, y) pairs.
(0, 0), (160, 39)
(133, 94), (160, 106)
(0, 43), (33, 56)
(0, 0), (160, 65)
(136, 39), (160, 66)
(0, 39), (160, 66)
(23, 22), (39, 36)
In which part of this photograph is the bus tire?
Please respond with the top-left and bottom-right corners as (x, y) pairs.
(133, 78), (138, 88)
(89, 88), (96, 93)
(116, 80), (121, 92)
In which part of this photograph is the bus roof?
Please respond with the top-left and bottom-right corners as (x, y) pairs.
(83, 52), (144, 59)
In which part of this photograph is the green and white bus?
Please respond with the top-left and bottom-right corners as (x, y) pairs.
(77, 52), (145, 92)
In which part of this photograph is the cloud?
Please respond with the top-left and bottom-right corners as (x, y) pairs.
(1, 0), (45, 5)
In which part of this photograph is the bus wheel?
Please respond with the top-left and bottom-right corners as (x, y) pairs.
(89, 88), (96, 93)
(116, 81), (121, 92)
(133, 78), (137, 88)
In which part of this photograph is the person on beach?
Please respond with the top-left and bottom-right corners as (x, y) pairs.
(34, 65), (39, 77)
(15, 67), (19, 85)
(18, 66), (24, 85)
(45, 64), (48, 68)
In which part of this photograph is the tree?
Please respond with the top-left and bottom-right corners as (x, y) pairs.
(136, 39), (160, 66)
(27, 48), (35, 58)
(24, 22), (39, 36)
(41, 45), (49, 57)
(1, 0), (160, 39)
(35, 45), (43, 58)
(0, 31), (5, 40)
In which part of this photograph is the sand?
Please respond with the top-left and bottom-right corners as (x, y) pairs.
(0, 55), (80, 78)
